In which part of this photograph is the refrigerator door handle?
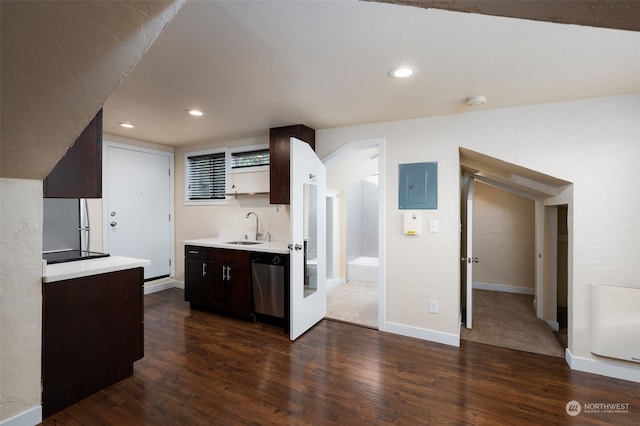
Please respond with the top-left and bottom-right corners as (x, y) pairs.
(81, 198), (91, 251)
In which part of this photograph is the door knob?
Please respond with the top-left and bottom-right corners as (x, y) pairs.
(474, 257), (479, 263)
(294, 244), (303, 250)
(110, 221), (117, 227)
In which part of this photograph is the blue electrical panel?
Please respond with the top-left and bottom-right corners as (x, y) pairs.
(399, 162), (437, 209)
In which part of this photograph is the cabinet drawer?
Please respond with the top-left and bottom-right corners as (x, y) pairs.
(210, 248), (250, 263)
(185, 245), (209, 259)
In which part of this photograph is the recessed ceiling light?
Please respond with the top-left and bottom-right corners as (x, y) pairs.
(187, 109), (204, 117)
(465, 96), (487, 106)
(388, 66), (417, 79)
(118, 122), (135, 129)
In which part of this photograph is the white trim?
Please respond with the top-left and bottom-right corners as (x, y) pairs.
(534, 200), (545, 321)
(472, 281), (535, 295)
(144, 279), (183, 295)
(566, 349), (640, 383)
(103, 141), (176, 278)
(546, 320), (560, 332)
(0, 405), (42, 426)
(228, 143), (268, 155)
(183, 199), (229, 206)
(326, 277), (345, 292)
(377, 138), (386, 332)
(384, 321), (460, 347)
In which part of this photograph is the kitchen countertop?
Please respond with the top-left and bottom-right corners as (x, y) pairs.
(183, 237), (290, 254)
(43, 256), (151, 283)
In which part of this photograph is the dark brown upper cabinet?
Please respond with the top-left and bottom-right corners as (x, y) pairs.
(44, 109), (103, 198)
(269, 124), (315, 204)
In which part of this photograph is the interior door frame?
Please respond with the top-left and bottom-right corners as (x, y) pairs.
(322, 137), (386, 331)
(461, 173), (475, 329)
(102, 140), (175, 278)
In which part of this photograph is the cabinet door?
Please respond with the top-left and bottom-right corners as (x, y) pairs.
(210, 249), (251, 317)
(43, 109), (103, 198)
(226, 260), (252, 317)
(185, 257), (210, 306)
(269, 124), (315, 204)
(209, 261), (228, 312)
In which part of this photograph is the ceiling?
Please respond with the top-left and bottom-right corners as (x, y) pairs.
(103, 0), (640, 147)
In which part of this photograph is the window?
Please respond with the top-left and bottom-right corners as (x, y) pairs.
(231, 149), (269, 169)
(185, 149), (227, 204)
(184, 144), (269, 205)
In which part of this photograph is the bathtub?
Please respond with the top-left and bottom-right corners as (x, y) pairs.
(347, 256), (378, 282)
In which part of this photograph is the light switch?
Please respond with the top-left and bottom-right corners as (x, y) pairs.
(429, 219), (439, 233)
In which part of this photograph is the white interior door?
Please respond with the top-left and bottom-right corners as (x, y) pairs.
(290, 138), (326, 341)
(464, 176), (475, 329)
(105, 144), (173, 280)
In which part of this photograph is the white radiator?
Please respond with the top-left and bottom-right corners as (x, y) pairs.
(591, 283), (640, 363)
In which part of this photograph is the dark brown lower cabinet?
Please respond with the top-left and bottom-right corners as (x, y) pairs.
(42, 267), (144, 418)
(211, 248), (251, 318)
(184, 246), (252, 319)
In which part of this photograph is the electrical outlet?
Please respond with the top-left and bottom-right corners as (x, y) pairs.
(429, 299), (439, 314)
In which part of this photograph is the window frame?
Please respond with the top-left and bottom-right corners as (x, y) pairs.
(184, 147), (229, 206)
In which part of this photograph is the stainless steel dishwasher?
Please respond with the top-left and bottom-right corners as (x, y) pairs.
(251, 253), (286, 322)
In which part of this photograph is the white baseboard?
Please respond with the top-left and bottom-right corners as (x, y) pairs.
(0, 405), (41, 426)
(326, 277), (345, 292)
(384, 321), (459, 347)
(566, 349), (640, 383)
(473, 281), (535, 295)
(546, 320), (560, 332)
(144, 279), (183, 295)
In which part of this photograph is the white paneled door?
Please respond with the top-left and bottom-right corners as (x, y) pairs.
(104, 143), (173, 280)
(289, 138), (326, 341)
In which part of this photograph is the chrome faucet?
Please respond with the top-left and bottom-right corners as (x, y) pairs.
(246, 211), (262, 241)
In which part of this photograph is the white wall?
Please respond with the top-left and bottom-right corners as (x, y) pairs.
(0, 179), (43, 422)
(473, 181), (535, 291)
(316, 94), (640, 373)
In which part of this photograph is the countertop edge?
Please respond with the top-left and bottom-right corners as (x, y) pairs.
(43, 256), (151, 283)
(183, 238), (290, 254)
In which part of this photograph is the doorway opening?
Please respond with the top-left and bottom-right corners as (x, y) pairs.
(555, 204), (569, 349)
(459, 148), (572, 358)
(323, 138), (385, 329)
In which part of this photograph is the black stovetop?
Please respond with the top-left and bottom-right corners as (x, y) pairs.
(43, 250), (110, 264)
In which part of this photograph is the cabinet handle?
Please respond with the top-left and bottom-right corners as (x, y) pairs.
(226, 266), (231, 281)
(222, 265), (227, 281)
(202, 263), (207, 277)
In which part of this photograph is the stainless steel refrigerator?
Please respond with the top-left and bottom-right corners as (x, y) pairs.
(42, 198), (108, 263)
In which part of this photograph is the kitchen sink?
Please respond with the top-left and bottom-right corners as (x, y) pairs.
(223, 241), (263, 246)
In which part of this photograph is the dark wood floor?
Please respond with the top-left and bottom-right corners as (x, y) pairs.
(42, 288), (640, 425)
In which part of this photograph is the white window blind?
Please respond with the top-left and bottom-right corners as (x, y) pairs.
(186, 152), (226, 200)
